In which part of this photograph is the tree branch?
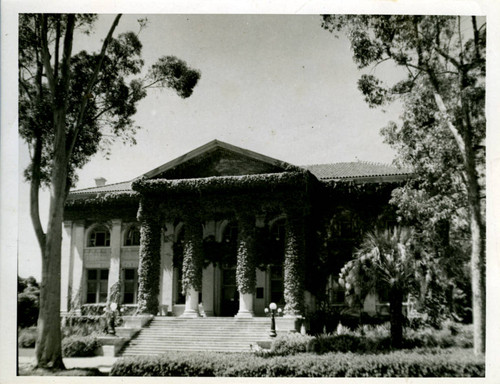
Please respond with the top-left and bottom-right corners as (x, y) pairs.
(58, 14), (75, 105)
(54, 15), (61, 81)
(471, 16), (482, 63)
(40, 15), (56, 96)
(67, 14), (122, 158)
(30, 134), (46, 249)
(432, 91), (466, 159)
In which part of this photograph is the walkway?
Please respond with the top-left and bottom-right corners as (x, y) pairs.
(18, 349), (117, 373)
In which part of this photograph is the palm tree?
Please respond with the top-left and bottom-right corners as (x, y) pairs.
(340, 226), (418, 348)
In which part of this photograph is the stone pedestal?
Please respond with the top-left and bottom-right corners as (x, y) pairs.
(181, 287), (200, 317)
(235, 292), (254, 318)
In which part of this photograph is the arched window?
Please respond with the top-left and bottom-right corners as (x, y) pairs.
(124, 225), (141, 246)
(88, 225), (110, 247)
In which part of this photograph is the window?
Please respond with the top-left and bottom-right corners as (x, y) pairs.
(270, 265), (284, 305)
(86, 269), (108, 303)
(88, 226), (110, 247)
(122, 268), (138, 304)
(124, 225), (141, 246)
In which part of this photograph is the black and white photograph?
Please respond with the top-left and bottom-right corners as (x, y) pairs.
(1, 0), (499, 381)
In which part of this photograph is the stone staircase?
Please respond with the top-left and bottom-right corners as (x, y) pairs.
(120, 317), (272, 355)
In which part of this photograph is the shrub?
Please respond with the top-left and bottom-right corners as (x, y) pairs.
(18, 327), (38, 348)
(268, 333), (314, 356)
(62, 335), (100, 357)
(110, 349), (484, 377)
(18, 291), (39, 328)
(314, 333), (360, 353)
(62, 315), (107, 337)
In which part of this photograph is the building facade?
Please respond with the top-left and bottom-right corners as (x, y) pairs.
(61, 140), (411, 319)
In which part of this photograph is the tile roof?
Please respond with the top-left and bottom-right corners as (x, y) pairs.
(69, 180), (134, 195)
(68, 162), (412, 196)
(302, 162), (412, 181)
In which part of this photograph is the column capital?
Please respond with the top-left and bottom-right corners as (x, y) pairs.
(74, 219), (86, 227)
(111, 218), (122, 226)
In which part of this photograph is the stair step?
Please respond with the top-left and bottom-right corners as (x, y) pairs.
(119, 316), (272, 356)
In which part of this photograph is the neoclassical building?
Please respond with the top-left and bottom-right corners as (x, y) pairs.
(61, 140), (411, 319)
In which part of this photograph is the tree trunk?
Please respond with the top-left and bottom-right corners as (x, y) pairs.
(463, 143), (486, 355)
(35, 139), (68, 369)
(389, 289), (404, 349)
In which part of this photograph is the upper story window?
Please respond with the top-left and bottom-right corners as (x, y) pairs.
(88, 225), (110, 247)
(124, 225), (141, 246)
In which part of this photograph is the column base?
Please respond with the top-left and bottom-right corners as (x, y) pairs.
(235, 310), (254, 318)
(180, 308), (201, 318)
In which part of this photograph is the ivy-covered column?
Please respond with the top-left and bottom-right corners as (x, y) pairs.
(137, 198), (162, 315)
(235, 214), (256, 318)
(181, 219), (203, 317)
(283, 215), (306, 317)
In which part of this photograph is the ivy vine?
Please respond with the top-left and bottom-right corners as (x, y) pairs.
(181, 221), (204, 294)
(283, 217), (306, 316)
(136, 198), (162, 315)
(235, 215), (256, 294)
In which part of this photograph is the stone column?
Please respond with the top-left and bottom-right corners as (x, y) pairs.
(70, 220), (85, 312)
(235, 214), (256, 318)
(201, 221), (216, 316)
(60, 221), (72, 314)
(107, 219), (122, 306)
(181, 220), (203, 318)
(137, 198), (162, 315)
(283, 216), (305, 317)
(160, 222), (175, 315)
(202, 263), (215, 316)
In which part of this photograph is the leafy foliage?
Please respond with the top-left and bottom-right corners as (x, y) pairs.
(61, 335), (100, 357)
(18, 276), (40, 328)
(322, 15), (485, 353)
(19, 15), (201, 186)
(235, 215), (256, 294)
(137, 199), (162, 314)
(283, 218), (306, 316)
(181, 221), (204, 293)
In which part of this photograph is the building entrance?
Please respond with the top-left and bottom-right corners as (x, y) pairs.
(220, 266), (238, 316)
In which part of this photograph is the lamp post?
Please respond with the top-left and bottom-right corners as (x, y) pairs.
(267, 302), (278, 337)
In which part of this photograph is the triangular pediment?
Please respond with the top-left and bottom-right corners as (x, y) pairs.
(141, 140), (298, 180)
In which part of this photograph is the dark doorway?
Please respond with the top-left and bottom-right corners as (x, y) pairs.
(269, 219), (286, 307)
(220, 221), (238, 316)
(221, 266), (238, 316)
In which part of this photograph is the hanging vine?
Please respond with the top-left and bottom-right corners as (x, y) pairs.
(236, 215), (256, 294)
(283, 216), (306, 316)
(136, 198), (162, 315)
(181, 220), (204, 294)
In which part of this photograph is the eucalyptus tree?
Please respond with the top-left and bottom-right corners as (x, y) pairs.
(19, 14), (200, 368)
(322, 15), (485, 354)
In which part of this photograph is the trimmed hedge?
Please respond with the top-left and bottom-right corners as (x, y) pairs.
(265, 324), (471, 356)
(110, 349), (484, 377)
(268, 333), (315, 356)
(62, 335), (101, 357)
